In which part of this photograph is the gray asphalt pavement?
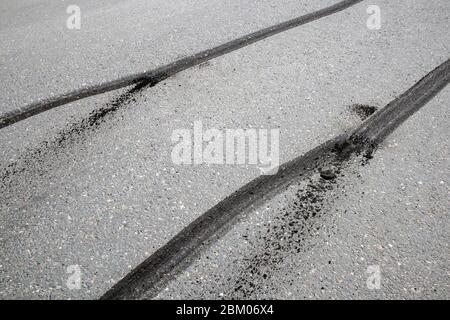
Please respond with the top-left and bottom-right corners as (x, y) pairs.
(156, 87), (450, 299)
(0, 0), (337, 114)
(0, 0), (449, 299)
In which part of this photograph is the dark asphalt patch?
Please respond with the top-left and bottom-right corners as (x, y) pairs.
(349, 104), (378, 121)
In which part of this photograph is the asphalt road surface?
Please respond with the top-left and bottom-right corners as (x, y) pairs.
(0, 0), (449, 299)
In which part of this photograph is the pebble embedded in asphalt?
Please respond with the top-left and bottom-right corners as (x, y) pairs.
(319, 166), (338, 180)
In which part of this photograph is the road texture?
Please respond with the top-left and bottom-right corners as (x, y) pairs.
(0, 0), (340, 114)
(0, 0), (449, 299)
(156, 86), (450, 300)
